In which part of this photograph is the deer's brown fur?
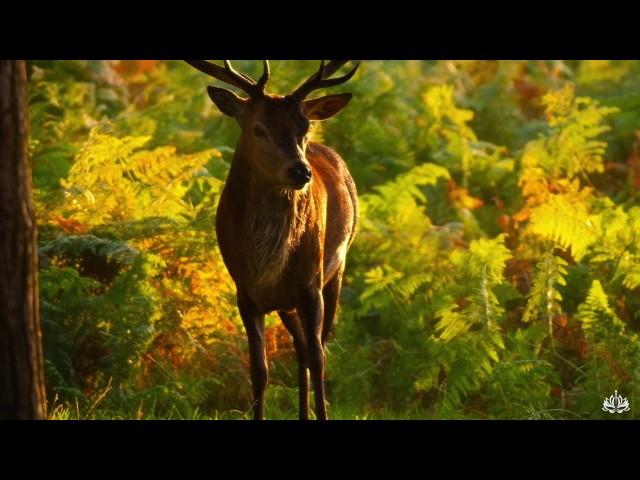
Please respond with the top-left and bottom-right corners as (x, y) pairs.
(186, 60), (359, 419)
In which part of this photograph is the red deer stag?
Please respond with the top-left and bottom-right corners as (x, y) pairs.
(186, 60), (359, 420)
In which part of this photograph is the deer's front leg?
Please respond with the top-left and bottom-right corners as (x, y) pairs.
(297, 286), (327, 420)
(237, 290), (268, 420)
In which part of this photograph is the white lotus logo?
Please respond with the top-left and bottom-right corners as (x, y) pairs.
(602, 390), (630, 414)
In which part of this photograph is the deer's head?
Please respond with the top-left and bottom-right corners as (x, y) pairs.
(186, 60), (359, 190)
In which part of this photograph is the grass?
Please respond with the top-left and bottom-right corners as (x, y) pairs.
(47, 392), (440, 420)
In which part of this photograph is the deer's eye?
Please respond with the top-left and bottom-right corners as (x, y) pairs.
(253, 125), (267, 138)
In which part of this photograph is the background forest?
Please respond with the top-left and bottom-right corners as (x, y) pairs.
(30, 60), (640, 419)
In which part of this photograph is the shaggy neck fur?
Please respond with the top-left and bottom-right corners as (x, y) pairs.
(244, 174), (311, 287)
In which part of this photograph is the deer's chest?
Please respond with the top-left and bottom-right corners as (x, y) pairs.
(216, 193), (322, 312)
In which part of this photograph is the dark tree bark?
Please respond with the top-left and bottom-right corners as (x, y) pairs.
(0, 60), (47, 419)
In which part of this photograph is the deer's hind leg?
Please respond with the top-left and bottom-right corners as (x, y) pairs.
(298, 287), (327, 420)
(321, 264), (345, 346)
(278, 310), (309, 420)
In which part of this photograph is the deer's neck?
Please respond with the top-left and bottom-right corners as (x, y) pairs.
(229, 153), (311, 286)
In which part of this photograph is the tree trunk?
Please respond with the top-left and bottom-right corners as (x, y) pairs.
(0, 60), (47, 419)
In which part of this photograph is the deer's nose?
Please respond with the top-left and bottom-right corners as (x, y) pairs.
(288, 163), (312, 184)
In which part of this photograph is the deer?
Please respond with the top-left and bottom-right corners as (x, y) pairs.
(185, 60), (360, 420)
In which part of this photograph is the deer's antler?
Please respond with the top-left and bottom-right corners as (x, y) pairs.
(290, 60), (360, 101)
(185, 60), (270, 98)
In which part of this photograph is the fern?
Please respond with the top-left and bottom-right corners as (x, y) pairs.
(394, 272), (435, 301)
(575, 280), (640, 414)
(355, 162), (453, 318)
(541, 84), (619, 179)
(420, 84), (511, 187)
(483, 356), (559, 419)
(364, 162), (450, 218)
(359, 265), (404, 306)
(40, 235), (140, 267)
(577, 280), (626, 338)
(590, 204), (640, 290)
(433, 296), (470, 342)
(421, 235), (511, 414)
(516, 83), (618, 228)
(90, 217), (183, 241)
(522, 249), (568, 348)
(40, 253), (161, 394)
(59, 127), (221, 225)
(422, 85), (477, 187)
(528, 192), (600, 261)
(418, 330), (505, 415)
(449, 234), (512, 330)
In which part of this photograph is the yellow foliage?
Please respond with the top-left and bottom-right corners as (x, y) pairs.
(60, 128), (221, 225)
(528, 191), (600, 261)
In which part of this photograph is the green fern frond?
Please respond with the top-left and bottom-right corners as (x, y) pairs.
(590, 205), (640, 290)
(90, 217), (182, 241)
(532, 84), (619, 179)
(359, 265), (404, 305)
(60, 126), (220, 225)
(576, 280), (625, 337)
(368, 162), (450, 209)
(394, 272), (434, 301)
(40, 235), (140, 266)
(448, 234), (512, 330)
(421, 84), (510, 187)
(464, 234), (513, 282)
(622, 265), (640, 290)
(529, 193), (600, 260)
(523, 249), (568, 324)
(434, 296), (469, 342)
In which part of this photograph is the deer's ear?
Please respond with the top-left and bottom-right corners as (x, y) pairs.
(207, 86), (246, 118)
(303, 93), (352, 121)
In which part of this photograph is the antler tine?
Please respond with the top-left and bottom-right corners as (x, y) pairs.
(291, 60), (360, 101)
(185, 60), (269, 98)
(322, 60), (349, 78)
(222, 60), (255, 86)
(291, 60), (325, 100)
(256, 60), (270, 91)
